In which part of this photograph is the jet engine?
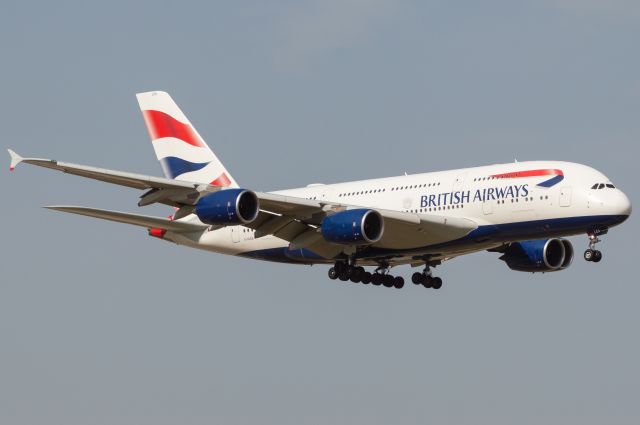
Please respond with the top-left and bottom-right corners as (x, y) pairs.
(320, 209), (384, 245)
(499, 238), (574, 272)
(195, 189), (259, 225)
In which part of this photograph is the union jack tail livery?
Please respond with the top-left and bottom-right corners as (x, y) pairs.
(136, 91), (237, 187)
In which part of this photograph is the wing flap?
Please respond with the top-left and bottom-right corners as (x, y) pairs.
(44, 206), (208, 232)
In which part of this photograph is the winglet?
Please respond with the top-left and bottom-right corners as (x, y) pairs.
(7, 149), (23, 171)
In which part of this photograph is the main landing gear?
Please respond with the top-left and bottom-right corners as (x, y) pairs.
(584, 230), (605, 263)
(327, 262), (404, 289)
(411, 266), (443, 290)
(327, 262), (443, 290)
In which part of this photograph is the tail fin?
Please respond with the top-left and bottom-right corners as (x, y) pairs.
(136, 91), (238, 187)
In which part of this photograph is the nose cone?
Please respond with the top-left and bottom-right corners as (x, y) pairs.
(619, 191), (632, 216)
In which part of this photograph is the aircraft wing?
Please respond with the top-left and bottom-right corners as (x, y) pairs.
(9, 149), (478, 258)
(8, 149), (220, 207)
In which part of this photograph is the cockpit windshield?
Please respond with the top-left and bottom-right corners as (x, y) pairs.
(591, 183), (616, 189)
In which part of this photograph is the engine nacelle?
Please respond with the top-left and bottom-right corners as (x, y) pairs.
(195, 188), (259, 225)
(320, 209), (384, 245)
(500, 238), (574, 272)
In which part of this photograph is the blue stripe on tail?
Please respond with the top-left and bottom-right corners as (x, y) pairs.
(160, 157), (210, 179)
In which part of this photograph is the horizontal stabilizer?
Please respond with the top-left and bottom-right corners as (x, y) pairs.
(8, 149), (23, 171)
(44, 206), (208, 232)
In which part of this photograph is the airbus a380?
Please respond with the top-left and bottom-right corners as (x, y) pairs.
(8, 91), (632, 289)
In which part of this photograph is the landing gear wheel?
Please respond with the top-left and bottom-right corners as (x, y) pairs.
(584, 249), (594, 262)
(393, 276), (405, 289)
(349, 266), (362, 283)
(382, 275), (395, 288)
(412, 272), (423, 284)
(371, 274), (382, 286)
(361, 272), (372, 284)
(584, 230), (607, 263)
(431, 277), (442, 289)
(422, 276), (433, 289)
(328, 267), (338, 280)
(338, 270), (350, 281)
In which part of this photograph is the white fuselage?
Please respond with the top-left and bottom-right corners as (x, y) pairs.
(167, 160), (631, 265)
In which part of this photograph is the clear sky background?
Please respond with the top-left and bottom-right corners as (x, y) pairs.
(1, 1), (639, 424)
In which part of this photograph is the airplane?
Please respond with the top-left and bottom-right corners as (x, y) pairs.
(7, 91), (632, 290)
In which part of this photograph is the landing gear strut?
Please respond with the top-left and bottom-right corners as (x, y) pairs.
(584, 231), (605, 263)
(411, 266), (443, 290)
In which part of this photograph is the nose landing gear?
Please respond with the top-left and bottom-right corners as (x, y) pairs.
(584, 230), (606, 263)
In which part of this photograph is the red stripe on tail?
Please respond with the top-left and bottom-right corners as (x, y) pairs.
(210, 173), (231, 187)
(142, 109), (205, 148)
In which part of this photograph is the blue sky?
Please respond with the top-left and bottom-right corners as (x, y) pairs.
(1, 1), (639, 424)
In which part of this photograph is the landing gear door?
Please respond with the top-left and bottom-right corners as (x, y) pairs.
(559, 187), (572, 207)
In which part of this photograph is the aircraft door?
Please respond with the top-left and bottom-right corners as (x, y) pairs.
(559, 187), (572, 207)
(482, 200), (493, 215)
(452, 172), (467, 193)
(320, 187), (334, 202)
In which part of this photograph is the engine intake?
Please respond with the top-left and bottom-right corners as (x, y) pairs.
(500, 238), (574, 272)
(320, 209), (384, 245)
(195, 189), (259, 225)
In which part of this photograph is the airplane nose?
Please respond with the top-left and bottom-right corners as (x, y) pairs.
(618, 191), (632, 216)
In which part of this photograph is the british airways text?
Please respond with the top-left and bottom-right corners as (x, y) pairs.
(420, 184), (529, 208)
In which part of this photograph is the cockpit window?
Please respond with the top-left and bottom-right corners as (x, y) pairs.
(591, 183), (615, 189)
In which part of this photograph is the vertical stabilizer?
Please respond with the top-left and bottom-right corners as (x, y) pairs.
(136, 91), (238, 187)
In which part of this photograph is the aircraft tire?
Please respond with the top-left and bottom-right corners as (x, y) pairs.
(432, 277), (443, 289)
(584, 249), (594, 261)
(422, 276), (433, 288)
(328, 267), (338, 280)
(361, 272), (372, 284)
(393, 276), (405, 289)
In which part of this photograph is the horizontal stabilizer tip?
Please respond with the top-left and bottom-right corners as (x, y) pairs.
(43, 205), (208, 233)
(7, 149), (23, 171)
